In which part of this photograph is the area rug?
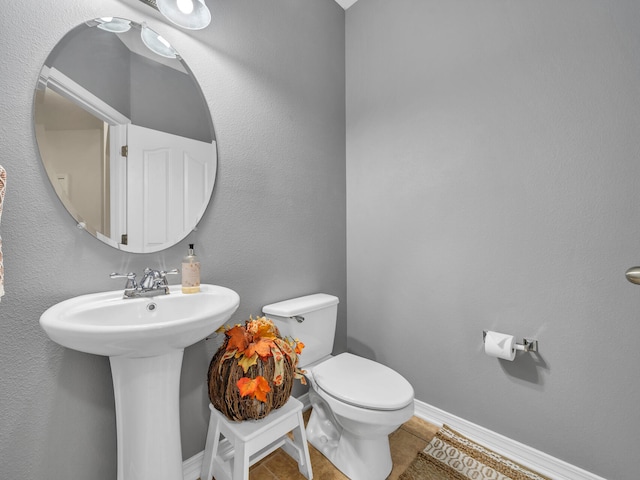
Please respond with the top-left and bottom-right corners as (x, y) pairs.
(399, 425), (550, 480)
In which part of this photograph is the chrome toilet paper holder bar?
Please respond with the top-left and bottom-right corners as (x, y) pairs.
(482, 331), (538, 353)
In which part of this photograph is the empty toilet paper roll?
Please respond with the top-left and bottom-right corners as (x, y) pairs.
(484, 331), (516, 361)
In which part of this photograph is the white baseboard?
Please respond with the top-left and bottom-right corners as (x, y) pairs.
(182, 450), (203, 480)
(184, 396), (604, 480)
(413, 399), (605, 480)
(298, 392), (311, 410)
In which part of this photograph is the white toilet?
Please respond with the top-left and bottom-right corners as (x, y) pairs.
(263, 293), (414, 480)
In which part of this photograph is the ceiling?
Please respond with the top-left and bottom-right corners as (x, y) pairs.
(334, 0), (359, 9)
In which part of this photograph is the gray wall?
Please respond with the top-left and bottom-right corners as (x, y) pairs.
(346, 1), (640, 479)
(0, 1), (345, 479)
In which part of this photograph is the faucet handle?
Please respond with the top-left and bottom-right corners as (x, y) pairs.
(110, 272), (136, 278)
(110, 272), (137, 289)
(155, 269), (179, 287)
(139, 268), (178, 289)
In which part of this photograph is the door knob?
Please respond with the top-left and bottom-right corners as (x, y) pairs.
(625, 267), (640, 285)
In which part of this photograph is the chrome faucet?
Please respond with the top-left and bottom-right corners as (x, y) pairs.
(110, 268), (179, 299)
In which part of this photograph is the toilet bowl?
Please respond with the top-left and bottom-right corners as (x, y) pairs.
(263, 294), (415, 480)
(305, 353), (414, 480)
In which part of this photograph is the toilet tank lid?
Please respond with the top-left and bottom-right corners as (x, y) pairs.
(263, 293), (339, 317)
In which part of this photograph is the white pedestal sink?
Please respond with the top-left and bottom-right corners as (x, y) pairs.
(40, 284), (240, 480)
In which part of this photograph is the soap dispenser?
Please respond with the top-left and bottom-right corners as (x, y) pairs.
(181, 244), (201, 294)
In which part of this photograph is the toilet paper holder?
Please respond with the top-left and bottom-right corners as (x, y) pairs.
(482, 331), (538, 353)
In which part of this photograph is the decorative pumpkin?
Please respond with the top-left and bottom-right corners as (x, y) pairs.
(207, 316), (305, 421)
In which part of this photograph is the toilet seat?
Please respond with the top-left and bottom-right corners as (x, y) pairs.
(311, 353), (414, 411)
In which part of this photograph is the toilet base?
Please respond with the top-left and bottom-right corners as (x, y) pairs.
(308, 423), (392, 480)
(305, 390), (399, 480)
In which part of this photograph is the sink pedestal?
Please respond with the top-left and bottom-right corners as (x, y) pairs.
(39, 284), (240, 480)
(110, 350), (185, 480)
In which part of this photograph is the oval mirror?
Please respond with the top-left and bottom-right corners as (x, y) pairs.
(34, 18), (216, 253)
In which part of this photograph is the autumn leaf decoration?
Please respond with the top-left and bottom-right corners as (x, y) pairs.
(219, 316), (306, 403)
(237, 376), (271, 403)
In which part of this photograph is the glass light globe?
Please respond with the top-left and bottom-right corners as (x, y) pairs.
(156, 0), (211, 30)
(177, 0), (194, 14)
(96, 17), (132, 33)
(140, 24), (178, 59)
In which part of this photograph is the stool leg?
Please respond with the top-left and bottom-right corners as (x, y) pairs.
(201, 411), (221, 480)
(298, 410), (314, 479)
(282, 410), (313, 479)
(231, 438), (249, 480)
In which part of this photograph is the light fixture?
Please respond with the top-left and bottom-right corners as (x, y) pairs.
(141, 23), (178, 59)
(96, 17), (132, 33)
(156, 0), (211, 30)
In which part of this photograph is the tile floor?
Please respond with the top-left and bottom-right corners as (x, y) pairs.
(229, 411), (440, 480)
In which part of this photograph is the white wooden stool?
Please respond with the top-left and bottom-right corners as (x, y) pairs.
(200, 396), (313, 480)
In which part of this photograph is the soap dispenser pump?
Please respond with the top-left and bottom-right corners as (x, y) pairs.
(181, 244), (201, 294)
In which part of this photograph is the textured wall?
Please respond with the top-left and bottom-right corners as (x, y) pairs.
(346, 1), (640, 479)
(0, 1), (345, 478)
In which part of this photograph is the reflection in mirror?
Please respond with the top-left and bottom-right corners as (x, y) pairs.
(34, 18), (216, 253)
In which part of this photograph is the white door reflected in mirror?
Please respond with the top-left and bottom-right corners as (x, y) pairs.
(124, 125), (215, 252)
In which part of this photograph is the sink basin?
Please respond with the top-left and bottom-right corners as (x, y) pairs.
(40, 283), (239, 480)
(40, 283), (239, 357)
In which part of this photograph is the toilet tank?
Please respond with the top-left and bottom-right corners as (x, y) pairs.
(262, 293), (339, 367)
